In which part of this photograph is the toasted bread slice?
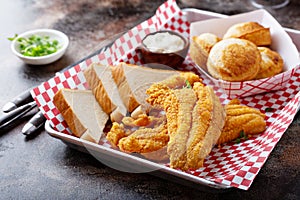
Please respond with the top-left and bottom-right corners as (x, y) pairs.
(84, 63), (127, 122)
(53, 88), (108, 143)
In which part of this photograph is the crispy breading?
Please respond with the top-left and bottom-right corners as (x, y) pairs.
(166, 89), (198, 169)
(146, 83), (180, 142)
(179, 72), (202, 86)
(185, 83), (225, 170)
(147, 84), (193, 168)
(185, 84), (212, 169)
(106, 110), (169, 155)
(106, 122), (127, 148)
(147, 81), (225, 170)
(122, 114), (152, 127)
(118, 121), (169, 153)
(216, 99), (266, 145)
(122, 113), (166, 129)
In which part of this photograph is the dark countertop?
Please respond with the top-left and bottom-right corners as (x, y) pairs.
(0, 0), (299, 199)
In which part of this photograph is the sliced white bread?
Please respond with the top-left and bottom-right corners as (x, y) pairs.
(53, 88), (108, 143)
(111, 63), (179, 113)
(84, 63), (127, 122)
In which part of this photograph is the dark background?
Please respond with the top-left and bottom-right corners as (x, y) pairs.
(0, 0), (299, 199)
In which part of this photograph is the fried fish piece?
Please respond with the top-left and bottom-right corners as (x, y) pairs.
(216, 99), (266, 145)
(147, 82), (197, 169)
(185, 83), (225, 170)
(147, 81), (225, 171)
(106, 122), (128, 148)
(106, 110), (169, 155)
(167, 89), (198, 169)
(118, 121), (169, 153)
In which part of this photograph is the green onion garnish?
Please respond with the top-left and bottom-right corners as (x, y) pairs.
(9, 34), (61, 57)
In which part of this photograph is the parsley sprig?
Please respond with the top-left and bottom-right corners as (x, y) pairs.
(235, 130), (248, 144)
(264, 107), (275, 112)
(185, 80), (192, 89)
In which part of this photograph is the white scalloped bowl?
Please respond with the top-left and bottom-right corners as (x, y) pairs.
(11, 29), (69, 65)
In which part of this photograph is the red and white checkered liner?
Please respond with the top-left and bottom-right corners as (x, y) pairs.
(31, 0), (300, 190)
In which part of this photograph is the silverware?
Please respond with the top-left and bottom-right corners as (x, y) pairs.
(22, 110), (46, 136)
(0, 101), (36, 130)
(2, 88), (34, 113)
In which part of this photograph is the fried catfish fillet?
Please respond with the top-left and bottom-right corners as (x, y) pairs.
(106, 122), (128, 148)
(167, 89), (198, 169)
(147, 81), (225, 170)
(216, 99), (266, 145)
(118, 121), (169, 153)
(185, 83), (225, 170)
(106, 111), (169, 155)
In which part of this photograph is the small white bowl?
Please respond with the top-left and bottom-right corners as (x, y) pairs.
(11, 29), (69, 65)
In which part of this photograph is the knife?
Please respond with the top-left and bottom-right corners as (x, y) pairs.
(22, 110), (46, 136)
(0, 101), (37, 129)
(2, 88), (34, 113)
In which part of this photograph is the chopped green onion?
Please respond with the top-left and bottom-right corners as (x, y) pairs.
(7, 34), (18, 41)
(265, 107), (274, 112)
(235, 138), (241, 144)
(235, 130), (248, 144)
(185, 80), (192, 89)
(240, 130), (245, 138)
(8, 33), (61, 57)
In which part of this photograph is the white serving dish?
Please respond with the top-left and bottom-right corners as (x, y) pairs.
(11, 29), (69, 65)
(189, 9), (300, 98)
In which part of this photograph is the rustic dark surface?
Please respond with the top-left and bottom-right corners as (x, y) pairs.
(0, 0), (299, 199)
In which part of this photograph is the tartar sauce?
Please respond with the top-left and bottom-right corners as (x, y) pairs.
(143, 32), (185, 53)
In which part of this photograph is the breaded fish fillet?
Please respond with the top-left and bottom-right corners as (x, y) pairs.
(167, 89), (198, 169)
(118, 121), (169, 153)
(185, 83), (225, 170)
(147, 80), (225, 170)
(106, 122), (127, 148)
(216, 99), (266, 145)
(147, 81), (197, 168)
(106, 111), (169, 154)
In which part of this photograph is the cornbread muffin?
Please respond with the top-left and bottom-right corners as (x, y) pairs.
(255, 47), (284, 79)
(207, 38), (261, 82)
(223, 22), (271, 46)
(190, 33), (221, 71)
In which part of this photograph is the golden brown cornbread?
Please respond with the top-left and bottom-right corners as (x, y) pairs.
(255, 47), (284, 79)
(207, 38), (261, 82)
(189, 33), (221, 71)
(223, 21), (271, 46)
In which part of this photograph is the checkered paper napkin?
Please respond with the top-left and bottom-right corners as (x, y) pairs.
(31, 0), (300, 190)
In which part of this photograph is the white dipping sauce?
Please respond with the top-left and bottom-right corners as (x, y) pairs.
(143, 32), (185, 53)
